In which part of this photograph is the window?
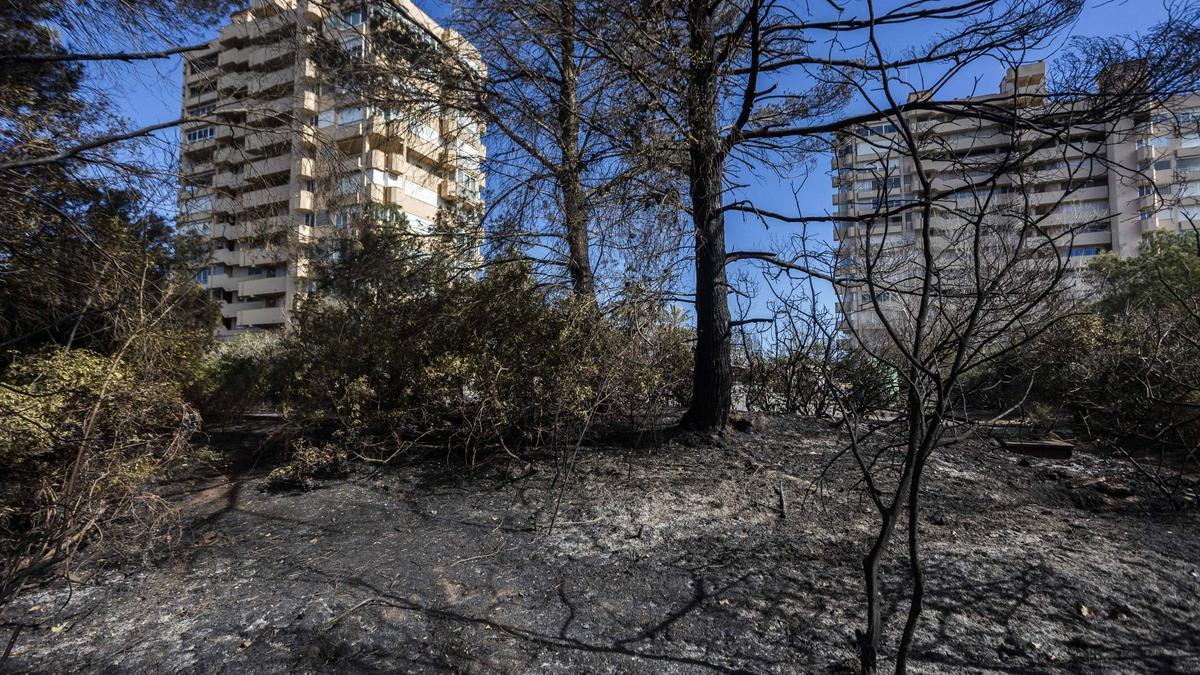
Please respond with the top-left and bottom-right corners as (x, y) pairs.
(1178, 157), (1200, 173)
(317, 109), (335, 128)
(338, 174), (361, 196)
(186, 127), (215, 143)
(344, 7), (365, 25)
(1140, 209), (1155, 221)
(184, 195), (212, 213)
(408, 215), (433, 234)
(341, 36), (364, 58)
(305, 179), (316, 192)
(188, 84), (216, 98)
(1069, 245), (1108, 258)
(248, 266), (263, 276)
(337, 106), (364, 125)
(412, 121), (439, 144)
(404, 179), (438, 206)
(304, 212), (315, 226)
(195, 268), (209, 284)
(188, 103), (215, 117)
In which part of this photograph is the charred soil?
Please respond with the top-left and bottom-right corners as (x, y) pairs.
(4, 416), (1199, 673)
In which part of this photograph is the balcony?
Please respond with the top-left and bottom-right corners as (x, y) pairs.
(214, 146), (247, 166)
(405, 134), (443, 164)
(251, 0), (297, 15)
(291, 190), (315, 212)
(294, 157), (315, 178)
(241, 246), (290, 266)
(182, 137), (217, 158)
(237, 305), (287, 327)
(211, 247), (240, 266)
(217, 70), (249, 94)
(297, 124), (317, 148)
(244, 129), (292, 154)
(212, 194), (239, 215)
(221, 12), (295, 44)
(213, 169), (242, 190)
(1137, 144), (1162, 164)
(238, 275), (287, 297)
(246, 97), (295, 126)
(1069, 229), (1113, 247)
(218, 46), (250, 70)
(298, 89), (317, 114)
(302, 0), (327, 21)
(248, 43), (294, 70)
(241, 184), (291, 210)
(332, 121), (365, 142)
(248, 68), (296, 96)
(245, 153), (292, 179)
(185, 86), (219, 104)
(204, 272), (238, 292)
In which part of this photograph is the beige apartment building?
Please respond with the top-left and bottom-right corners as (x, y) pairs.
(832, 61), (1200, 343)
(179, 0), (485, 338)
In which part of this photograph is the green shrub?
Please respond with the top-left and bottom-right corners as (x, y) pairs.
(193, 221), (695, 461)
(0, 347), (198, 605)
(262, 437), (349, 491)
(188, 332), (283, 419)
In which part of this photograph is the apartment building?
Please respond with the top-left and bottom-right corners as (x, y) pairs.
(179, 0), (485, 337)
(831, 61), (1200, 344)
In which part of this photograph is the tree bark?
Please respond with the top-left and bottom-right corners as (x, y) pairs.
(557, 0), (595, 299)
(680, 0), (732, 431)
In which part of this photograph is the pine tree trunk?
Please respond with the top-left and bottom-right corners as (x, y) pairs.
(557, 1), (594, 299)
(680, 0), (731, 431)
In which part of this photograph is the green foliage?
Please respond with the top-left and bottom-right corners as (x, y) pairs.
(833, 351), (900, 416)
(975, 232), (1200, 454)
(1092, 231), (1200, 315)
(0, 346), (200, 604)
(189, 333), (283, 419)
(196, 221), (694, 459)
(0, 0), (229, 607)
(262, 438), (349, 492)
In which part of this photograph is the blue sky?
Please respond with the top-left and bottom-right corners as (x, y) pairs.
(89, 0), (1176, 316)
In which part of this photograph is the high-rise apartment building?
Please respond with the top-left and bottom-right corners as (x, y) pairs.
(179, 0), (484, 338)
(832, 62), (1200, 344)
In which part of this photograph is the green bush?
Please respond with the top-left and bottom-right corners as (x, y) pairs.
(188, 332), (283, 420)
(262, 437), (349, 491)
(0, 347), (199, 604)
(194, 221), (694, 460)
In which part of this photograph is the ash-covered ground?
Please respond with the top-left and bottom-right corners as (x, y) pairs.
(4, 416), (1199, 673)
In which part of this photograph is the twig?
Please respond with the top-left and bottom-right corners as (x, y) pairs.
(776, 477), (787, 519)
(325, 599), (376, 628)
(449, 541), (506, 568)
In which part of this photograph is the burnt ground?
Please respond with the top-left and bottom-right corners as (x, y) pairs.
(3, 415), (1200, 673)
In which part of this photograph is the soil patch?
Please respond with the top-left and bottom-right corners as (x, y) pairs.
(4, 416), (1199, 673)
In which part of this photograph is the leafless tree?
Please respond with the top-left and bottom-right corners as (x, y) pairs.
(732, 4), (1200, 672)
(583, 0), (1200, 669)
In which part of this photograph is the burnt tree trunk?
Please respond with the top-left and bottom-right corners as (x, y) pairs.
(680, 0), (731, 431)
(557, 0), (594, 299)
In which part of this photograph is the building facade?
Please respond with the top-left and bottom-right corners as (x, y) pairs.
(179, 0), (484, 338)
(831, 62), (1200, 344)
